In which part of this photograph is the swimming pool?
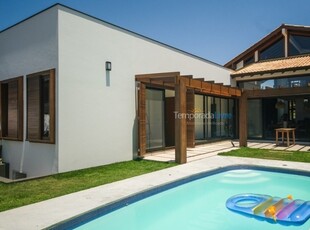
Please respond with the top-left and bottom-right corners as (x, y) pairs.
(50, 166), (310, 230)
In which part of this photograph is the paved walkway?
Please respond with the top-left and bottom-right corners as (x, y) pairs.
(143, 140), (310, 162)
(0, 155), (309, 230)
(144, 140), (239, 162)
(247, 140), (310, 151)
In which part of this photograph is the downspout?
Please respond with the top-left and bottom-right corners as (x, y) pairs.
(19, 76), (27, 173)
(282, 28), (288, 58)
(19, 138), (26, 173)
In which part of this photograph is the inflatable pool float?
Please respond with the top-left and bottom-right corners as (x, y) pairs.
(226, 193), (310, 225)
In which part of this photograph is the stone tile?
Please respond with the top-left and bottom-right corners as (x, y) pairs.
(260, 143), (277, 149)
(286, 145), (307, 151)
(253, 143), (273, 148)
(299, 146), (310, 152)
(273, 146), (290, 151)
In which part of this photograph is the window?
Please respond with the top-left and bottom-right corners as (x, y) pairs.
(238, 76), (310, 90)
(288, 100), (296, 121)
(260, 38), (284, 60)
(194, 95), (235, 141)
(0, 77), (23, 140)
(27, 69), (55, 143)
(244, 56), (254, 66)
(289, 35), (310, 56)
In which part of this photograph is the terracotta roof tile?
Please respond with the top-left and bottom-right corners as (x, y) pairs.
(231, 55), (310, 76)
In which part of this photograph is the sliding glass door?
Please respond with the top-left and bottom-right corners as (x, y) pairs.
(146, 89), (164, 149)
(247, 99), (263, 138)
(195, 95), (204, 140)
(195, 94), (235, 142)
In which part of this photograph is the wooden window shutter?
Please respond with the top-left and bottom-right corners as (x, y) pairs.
(49, 69), (55, 144)
(27, 76), (41, 140)
(0, 83), (1, 138)
(1, 83), (8, 138)
(7, 81), (18, 138)
(0, 77), (23, 140)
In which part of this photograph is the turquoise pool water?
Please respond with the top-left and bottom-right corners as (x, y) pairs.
(73, 169), (310, 230)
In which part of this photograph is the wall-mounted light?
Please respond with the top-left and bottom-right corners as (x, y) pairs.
(106, 61), (112, 71)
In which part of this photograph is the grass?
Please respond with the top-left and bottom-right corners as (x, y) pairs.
(218, 147), (310, 163)
(0, 159), (176, 212)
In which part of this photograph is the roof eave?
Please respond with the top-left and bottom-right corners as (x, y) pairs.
(225, 24), (310, 68)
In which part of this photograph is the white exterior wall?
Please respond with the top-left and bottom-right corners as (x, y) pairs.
(0, 8), (58, 177)
(0, 4), (232, 177)
(57, 6), (231, 172)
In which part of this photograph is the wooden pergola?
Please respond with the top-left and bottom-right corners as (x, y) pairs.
(136, 72), (241, 164)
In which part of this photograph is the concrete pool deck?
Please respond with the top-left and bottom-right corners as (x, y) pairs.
(0, 156), (309, 230)
(143, 140), (310, 162)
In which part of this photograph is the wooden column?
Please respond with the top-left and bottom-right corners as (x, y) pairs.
(175, 77), (187, 164)
(186, 89), (195, 148)
(239, 91), (248, 147)
(138, 83), (146, 156)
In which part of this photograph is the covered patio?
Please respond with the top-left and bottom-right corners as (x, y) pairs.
(234, 55), (310, 146)
(136, 72), (241, 164)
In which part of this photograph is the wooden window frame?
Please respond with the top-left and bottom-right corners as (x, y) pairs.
(0, 76), (24, 141)
(26, 69), (55, 144)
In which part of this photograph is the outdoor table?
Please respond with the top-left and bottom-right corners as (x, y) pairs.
(275, 128), (296, 147)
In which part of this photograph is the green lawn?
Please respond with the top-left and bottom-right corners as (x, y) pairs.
(218, 147), (310, 163)
(0, 160), (176, 212)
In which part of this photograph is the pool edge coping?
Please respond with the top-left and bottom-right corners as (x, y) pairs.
(46, 163), (310, 230)
(0, 156), (309, 230)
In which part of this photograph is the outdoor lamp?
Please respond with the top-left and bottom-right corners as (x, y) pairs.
(106, 61), (112, 71)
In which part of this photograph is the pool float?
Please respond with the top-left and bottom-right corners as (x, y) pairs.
(226, 193), (310, 225)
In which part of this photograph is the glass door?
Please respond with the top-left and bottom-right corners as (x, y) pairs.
(195, 94), (204, 141)
(146, 89), (165, 150)
(248, 99), (263, 138)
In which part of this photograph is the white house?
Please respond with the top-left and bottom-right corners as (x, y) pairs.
(0, 4), (232, 179)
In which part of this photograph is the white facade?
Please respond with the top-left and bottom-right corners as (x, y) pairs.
(0, 7), (58, 178)
(0, 4), (231, 178)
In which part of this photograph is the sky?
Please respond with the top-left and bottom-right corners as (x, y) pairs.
(0, 0), (309, 65)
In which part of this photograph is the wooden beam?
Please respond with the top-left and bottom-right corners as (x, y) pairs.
(235, 88), (242, 97)
(135, 72), (180, 80)
(150, 77), (176, 83)
(136, 72), (242, 100)
(139, 81), (175, 89)
(246, 87), (310, 98)
(239, 92), (248, 147)
(175, 77), (187, 164)
(138, 83), (146, 156)
(180, 75), (193, 79)
(186, 89), (195, 148)
(220, 85), (230, 96)
(211, 84), (221, 94)
(189, 79), (202, 89)
(201, 81), (212, 93)
(194, 78), (204, 81)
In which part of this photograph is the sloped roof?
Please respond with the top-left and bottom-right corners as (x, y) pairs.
(225, 24), (310, 68)
(231, 54), (310, 77)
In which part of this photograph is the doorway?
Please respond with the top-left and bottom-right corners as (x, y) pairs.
(248, 96), (310, 141)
